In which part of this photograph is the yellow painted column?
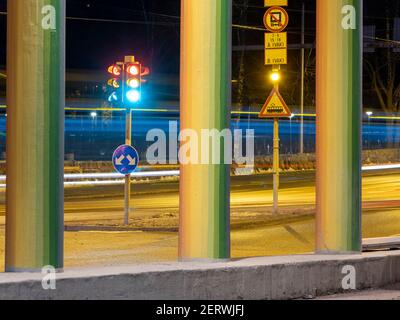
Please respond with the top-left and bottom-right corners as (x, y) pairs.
(179, 0), (232, 260)
(6, 0), (65, 271)
(316, 0), (363, 253)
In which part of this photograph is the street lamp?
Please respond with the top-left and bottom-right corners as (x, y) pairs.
(270, 71), (280, 83)
(366, 111), (373, 117)
(90, 111), (98, 119)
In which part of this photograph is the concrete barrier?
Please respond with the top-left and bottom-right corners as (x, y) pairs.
(0, 251), (399, 300)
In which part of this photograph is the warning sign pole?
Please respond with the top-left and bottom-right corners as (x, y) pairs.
(262, 2), (291, 215)
(272, 78), (280, 214)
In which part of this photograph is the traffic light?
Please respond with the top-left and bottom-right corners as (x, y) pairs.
(106, 57), (150, 107)
(107, 63), (123, 105)
(125, 62), (141, 104)
(108, 64), (122, 77)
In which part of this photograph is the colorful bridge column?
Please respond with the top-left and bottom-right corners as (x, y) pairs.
(6, 0), (65, 271)
(316, 0), (363, 253)
(179, 0), (232, 260)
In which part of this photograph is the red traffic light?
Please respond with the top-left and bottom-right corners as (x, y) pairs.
(108, 65), (122, 76)
(105, 58), (149, 106)
(126, 64), (140, 76)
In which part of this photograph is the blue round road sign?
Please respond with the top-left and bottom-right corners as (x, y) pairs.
(112, 145), (140, 175)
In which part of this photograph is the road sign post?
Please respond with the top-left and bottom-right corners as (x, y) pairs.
(124, 108), (133, 225)
(273, 116), (280, 214)
(261, 3), (291, 215)
(259, 78), (291, 215)
(124, 55), (132, 226)
(112, 143), (139, 224)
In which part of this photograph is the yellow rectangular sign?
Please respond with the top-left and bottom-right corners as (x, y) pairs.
(265, 32), (287, 49)
(265, 32), (287, 65)
(265, 48), (287, 65)
(265, 0), (288, 7)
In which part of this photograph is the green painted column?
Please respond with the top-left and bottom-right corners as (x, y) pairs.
(179, 0), (232, 260)
(6, 0), (65, 271)
(316, 0), (363, 253)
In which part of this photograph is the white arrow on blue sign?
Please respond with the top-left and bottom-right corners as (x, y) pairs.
(112, 145), (140, 175)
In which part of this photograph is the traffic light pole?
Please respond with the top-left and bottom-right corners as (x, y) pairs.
(122, 55), (136, 226)
(124, 108), (132, 225)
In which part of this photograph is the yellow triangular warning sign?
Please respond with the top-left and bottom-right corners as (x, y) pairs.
(259, 88), (292, 118)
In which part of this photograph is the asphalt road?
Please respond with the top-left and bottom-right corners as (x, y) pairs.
(0, 170), (399, 269)
(1, 170), (399, 223)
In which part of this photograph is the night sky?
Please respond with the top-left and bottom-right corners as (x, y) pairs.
(0, 1), (397, 74)
(0, 0), (181, 72)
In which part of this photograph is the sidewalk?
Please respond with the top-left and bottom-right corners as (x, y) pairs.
(0, 251), (399, 300)
(316, 283), (400, 300)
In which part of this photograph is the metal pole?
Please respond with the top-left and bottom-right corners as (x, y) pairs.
(300, 1), (305, 154)
(368, 116), (371, 149)
(122, 55), (136, 226)
(272, 67), (280, 215)
(124, 108), (132, 225)
(273, 116), (280, 214)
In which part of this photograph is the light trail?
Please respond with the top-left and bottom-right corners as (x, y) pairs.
(63, 170), (180, 180)
(362, 164), (400, 171)
(1, 105), (400, 120)
(0, 165), (399, 188)
(370, 116), (400, 120)
(0, 170), (180, 187)
(64, 107), (173, 113)
(64, 180), (125, 187)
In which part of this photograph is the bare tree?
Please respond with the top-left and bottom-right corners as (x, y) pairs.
(365, 1), (400, 114)
(233, 0), (249, 107)
(365, 57), (400, 114)
(364, 0), (400, 148)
